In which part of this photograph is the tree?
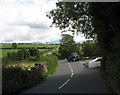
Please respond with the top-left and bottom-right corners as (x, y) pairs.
(47, 2), (120, 92)
(59, 34), (80, 59)
(29, 47), (40, 57)
(12, 43), (17, 49)
(47, 2), (120, 69)
(82, 40), (101, 57)
(47, 2), (94, 39)
(17, 48), (30, 60)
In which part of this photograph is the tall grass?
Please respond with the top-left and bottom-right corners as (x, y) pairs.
(40, 55), (58, 78)
(2, 55), (58, 94)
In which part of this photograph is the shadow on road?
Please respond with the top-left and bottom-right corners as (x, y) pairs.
(22, 67), (113, 94)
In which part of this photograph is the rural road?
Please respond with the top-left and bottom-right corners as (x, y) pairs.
(21, 59), (112, 93)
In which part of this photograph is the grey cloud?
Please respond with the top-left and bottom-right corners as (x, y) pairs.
(17, 22), (50, 29)
(4, 39), (14, 42)
(27, 22), (49, 29)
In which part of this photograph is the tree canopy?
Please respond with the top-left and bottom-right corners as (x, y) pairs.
(47, 2), (120, 93)
(59, 34), (80, 59)
(12, 43), (17, 49)
(47, 2), (95, 39)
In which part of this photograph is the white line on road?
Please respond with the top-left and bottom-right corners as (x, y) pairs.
(58, 61), (74, 89)
(71, 72), (74, 77)
(58, 79), (70, 89)
(68, 63), (73, 73)
(47, 74), (51, 79)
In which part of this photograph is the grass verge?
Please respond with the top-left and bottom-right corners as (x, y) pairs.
(2, 55), (58, 94)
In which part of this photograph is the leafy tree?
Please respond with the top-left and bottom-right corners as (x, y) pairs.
(47, 2), (119, 69)
(47, 2), (94, 39)
(47, 2), (120, 92)
(29, 47), (40, 57)
(7, 52), (12, 60)
(11, 52), (17, 60)
(59, 34), (80, 59)
(17, 49), (24, 60)
(82, 40), (101, 57)
(12, 43), (17, 49)
(7, 48), (30, 61)
(17, 48), (30, 60)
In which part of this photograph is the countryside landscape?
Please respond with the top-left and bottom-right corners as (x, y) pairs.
(1, 1), (120, 95)
(1, 43), (59, 94)
(1, 40), (102, 94)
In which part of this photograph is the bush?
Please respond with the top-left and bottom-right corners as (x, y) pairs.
(6, 48), (40, 61)
(12, 43), (17, 49)
(29, 47), (40, 57)
(2, 55), (58, 94)
(2, 66), (42, 94)
(28, 56), (39, 61)
(105, 54), (120, 93)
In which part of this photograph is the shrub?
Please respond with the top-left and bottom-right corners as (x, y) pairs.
(2, 66), (42, 94)
(28, 56), (39, 61)
(6, 48), (39, 61)
(29, 47), (40, 57)
(12, 43), (17, 49)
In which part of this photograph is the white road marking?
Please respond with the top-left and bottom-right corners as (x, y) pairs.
(71, 72), (74, 77)
(68, 63), (73, 73)
(47, 74), (51, 79)
(58, 79), (70, 89)
(58, 61), (74, 89)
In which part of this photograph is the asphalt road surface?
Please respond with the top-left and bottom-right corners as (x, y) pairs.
(22, 59), (112, 93)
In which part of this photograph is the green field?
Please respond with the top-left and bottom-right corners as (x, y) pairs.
(1, 49), (18, 58)
(1, 43), (58, 48)
(0, 49), (53, 58)
(0, 43), (58, 58)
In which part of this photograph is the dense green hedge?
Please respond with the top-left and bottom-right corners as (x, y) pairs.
(102, 53), (120, 93)
(2, 66), (42, 94)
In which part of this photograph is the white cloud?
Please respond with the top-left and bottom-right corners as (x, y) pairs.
(0, 0), (86, 43)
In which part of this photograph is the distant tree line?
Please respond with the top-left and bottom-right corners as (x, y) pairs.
(1, 43), (55, 49)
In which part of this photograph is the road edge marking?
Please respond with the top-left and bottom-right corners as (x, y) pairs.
(58, 61), (74, 90)
(47, 74), (51, 79)
(58, 79), (70, 89)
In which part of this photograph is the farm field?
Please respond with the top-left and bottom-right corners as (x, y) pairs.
(1, 49), (18, 58)
(0, 43), (58, 49)
(0, 43), (58, 58)
(0, 49), (55, 59)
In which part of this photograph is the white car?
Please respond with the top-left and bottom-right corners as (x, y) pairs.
(83, 57), (102, 69)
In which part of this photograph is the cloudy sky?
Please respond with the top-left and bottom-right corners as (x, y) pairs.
(0, 0), (86, 43)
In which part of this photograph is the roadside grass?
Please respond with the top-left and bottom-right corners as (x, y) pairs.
(39, 55), (58, 79)
(2, 54), (58, 94)
(2, 60), (35, 69)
